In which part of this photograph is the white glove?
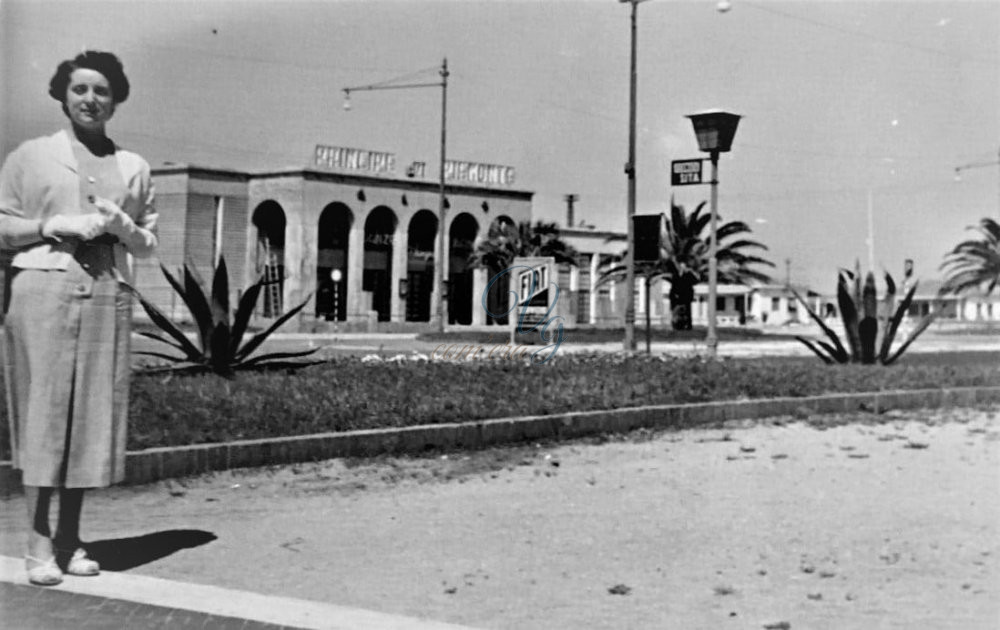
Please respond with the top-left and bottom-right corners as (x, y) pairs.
(41, 213), (108, 241)
(93, 197), (137, 240)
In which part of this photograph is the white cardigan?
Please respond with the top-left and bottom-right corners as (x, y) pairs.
(0, 129), (158, 283)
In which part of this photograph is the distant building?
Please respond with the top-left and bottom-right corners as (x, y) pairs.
(692, 283), (824, 327)
(692, 284), (754, 326)
(558, 227), (631, 327)
(906, 279), (1000, 321)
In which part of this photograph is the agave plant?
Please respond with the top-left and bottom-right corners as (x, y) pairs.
(127, 257), (318, 375)
(792, 266), (938, 365)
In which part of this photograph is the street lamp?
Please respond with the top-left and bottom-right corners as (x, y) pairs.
(686, 109), (742, 358)
(343, 59), (450, 332)
(620, 0), (650, 352)
(330, 268), (343, 328)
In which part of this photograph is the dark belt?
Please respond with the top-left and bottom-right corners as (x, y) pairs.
(74, 239), (117, 277)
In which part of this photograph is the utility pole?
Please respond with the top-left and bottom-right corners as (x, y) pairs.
(436, 59), (449, 332)
(622, 0), (643, 352)
(343, 59), (449, 332)
(867, 188), (875, 273)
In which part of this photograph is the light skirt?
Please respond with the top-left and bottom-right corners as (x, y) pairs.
(4, 259), (131, 488)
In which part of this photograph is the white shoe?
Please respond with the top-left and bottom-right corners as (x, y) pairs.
(62, 548), (100, 577)
(25, 554), (63, 586)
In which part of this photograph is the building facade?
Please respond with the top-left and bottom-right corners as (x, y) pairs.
(558, 228), (632, 328)
(147, 163), (534, 332)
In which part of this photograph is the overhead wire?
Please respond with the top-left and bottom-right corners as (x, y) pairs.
(351, 65), (443, 90)
(741, 0), (998, 65)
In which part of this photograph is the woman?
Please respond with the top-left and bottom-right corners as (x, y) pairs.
(0, 51), (157, 586)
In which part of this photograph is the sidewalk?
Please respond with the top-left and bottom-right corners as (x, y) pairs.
(0, 555), (477, 630)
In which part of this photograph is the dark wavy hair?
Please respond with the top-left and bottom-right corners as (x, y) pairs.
(48, 50), (130, 105)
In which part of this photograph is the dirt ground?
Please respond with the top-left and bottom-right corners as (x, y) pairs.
(1, 406), (998, 629)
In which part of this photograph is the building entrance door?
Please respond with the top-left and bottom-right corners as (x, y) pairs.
(406, 210), (437, 322)
(448, 213), (478, 326)
(364, 207), (397, 323)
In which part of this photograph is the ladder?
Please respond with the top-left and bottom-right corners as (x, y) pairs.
(262, 254), (282, 318)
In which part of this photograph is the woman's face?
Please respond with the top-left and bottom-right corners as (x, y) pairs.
(65, 68), (115, 131)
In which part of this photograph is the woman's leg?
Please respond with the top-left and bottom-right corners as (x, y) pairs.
(24, 486), (64, 585)
(54, 488), (100, 575)
(24, 485), (55, 558)
(55, 488), (86, 548)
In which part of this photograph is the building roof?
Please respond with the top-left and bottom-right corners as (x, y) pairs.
(752, 283), (819, 297)
(693, 284), (754, 296)
(561, 228), (629, 256)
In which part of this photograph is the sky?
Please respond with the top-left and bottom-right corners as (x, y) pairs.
(1, 0), (997, 291)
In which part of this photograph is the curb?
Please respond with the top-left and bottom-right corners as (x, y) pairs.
(0, 555), (478, 630)
(2, 386), (999, 492)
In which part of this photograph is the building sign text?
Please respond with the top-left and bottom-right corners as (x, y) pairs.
(313, 145), (516, 188)
(314, 145), (396, 175)
(671, 159), (704, 186)
(445, 160), (516, 187)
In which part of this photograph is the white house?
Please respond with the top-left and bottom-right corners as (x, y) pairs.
(691, 283), (824, 327)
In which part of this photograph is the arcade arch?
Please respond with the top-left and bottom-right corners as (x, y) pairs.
(448, 213), (479, 325)
(483, 214), (516, 325)
(406, 210), (438, 322)
(316, 203), (353, 320)
(363, 206), (398, 322)
(252, 200), (286, 316)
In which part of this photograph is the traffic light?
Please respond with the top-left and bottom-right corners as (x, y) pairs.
(633, 214), (663, 262)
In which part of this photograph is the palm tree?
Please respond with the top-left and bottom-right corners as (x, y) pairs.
(598, 200), (773, 330)
(940, 218), (1000, 295)
(469, 220), (579, 324)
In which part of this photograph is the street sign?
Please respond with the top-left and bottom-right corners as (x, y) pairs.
(671, 159), (704, 186)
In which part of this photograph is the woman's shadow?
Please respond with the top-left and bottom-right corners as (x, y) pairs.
(83, 529), (216, 571)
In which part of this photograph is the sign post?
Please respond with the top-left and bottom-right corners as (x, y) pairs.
(510, 257), (555, 342)
(508, 256), (576, 345)
(671, 159), (704, 186)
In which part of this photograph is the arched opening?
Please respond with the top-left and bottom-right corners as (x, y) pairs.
(316, 203), (352, 321)
(252, 200), (286, 317)
(448, 213), (479, 325)
(363, 206), (397, 322)
(406, 210), (438, 322)
(483, 215), (516, 325)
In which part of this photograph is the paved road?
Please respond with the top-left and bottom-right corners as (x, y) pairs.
(2, 407), (996, 629)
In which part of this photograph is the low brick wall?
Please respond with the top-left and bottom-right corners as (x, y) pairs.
(2, 386), (998, 493)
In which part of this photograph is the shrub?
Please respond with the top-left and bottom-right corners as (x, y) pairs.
(127, 257), (317, 376)
(793, 268), (939, 365)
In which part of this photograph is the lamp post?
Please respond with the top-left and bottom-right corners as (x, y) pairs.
(343, 59), (449, 332)
(330, 268), (343, 330)
(620, 0), (650, 352)
(954, 146), (1000, 217)
(686, 109), (742, 358)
